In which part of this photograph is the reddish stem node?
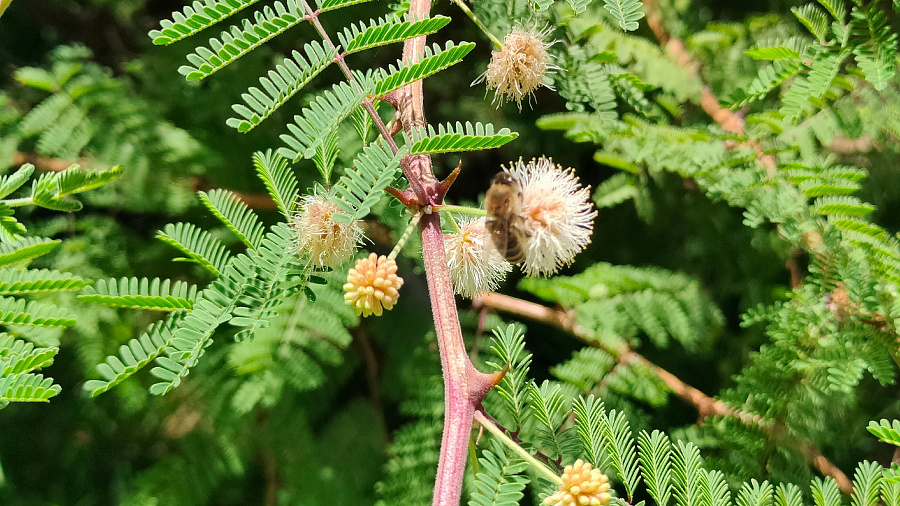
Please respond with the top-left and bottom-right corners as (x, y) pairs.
(379, 90), (401, 109)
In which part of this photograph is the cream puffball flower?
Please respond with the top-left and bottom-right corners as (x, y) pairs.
(508, 157), (597, 277)
(444, 217), (512, 298)
(543, 459), (612, 506)
(479, 27), (555, 109)
(343, 253), (404, 317)
(291, 194), (363, 268)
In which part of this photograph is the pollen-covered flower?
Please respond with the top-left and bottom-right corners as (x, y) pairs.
(479, 27), (555, 109)
(508, 157), (597, 277)
(543, 459), (612, 506)
(343, 253), (403, 317)
(444, 217), (512, 298)
(291, 194), (363, 268)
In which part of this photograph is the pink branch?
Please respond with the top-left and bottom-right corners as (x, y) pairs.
(397, 1), (501, 503)
(301, 1), (505, 501)
(420, 212), (490, 505)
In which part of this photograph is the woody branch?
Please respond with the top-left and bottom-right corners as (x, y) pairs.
(476, 291), (854, 494)
(397, 0), (502, 505)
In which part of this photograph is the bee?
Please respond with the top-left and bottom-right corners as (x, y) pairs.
(485, 172), (530, 264)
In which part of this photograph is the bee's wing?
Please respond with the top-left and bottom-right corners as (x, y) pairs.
(483, 218), (508, 261)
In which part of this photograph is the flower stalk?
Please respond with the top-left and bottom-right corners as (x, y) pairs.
(434, 204), (487, 217)
(473, 409), (563, 485)
(389, 212), (423, 260)
(449, 0), (503, 50)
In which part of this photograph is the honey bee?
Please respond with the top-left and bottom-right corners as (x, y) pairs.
(485, 172), (530, 264)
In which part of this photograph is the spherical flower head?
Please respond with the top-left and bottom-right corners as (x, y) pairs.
(481, 27), (555, 109)
(343, 253), (404, 317)
(508, 157), (597, 277)
(444, 217), (512, 298)
(292, 194), (363, 268)
(543, 459), (612, 506)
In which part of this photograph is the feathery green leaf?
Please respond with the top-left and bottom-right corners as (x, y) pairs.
(407, 121), (518, 156)
(78, 277), (196, 311)
(252, 150), (299, 219)
(83, 315), (180, 396)
(0, 237), (60, 268)
(156, 222), (232, 276)
(0, 372), (60, 406)
(372, 41), (475, 96)
(639, 430), (674, 506)
(0, 268), (87, 294)
(602, 0), (645, 31)
(278, 81), (370, 162)
(469, 441), (530, 506)
(338, 14), (451, 55)
(199, 189), (265, 250)
(178, 0), (304, 81)
(149, 0), (266, 45)
(0, 296), (76, 327)
(331, 142), (406, 222)
(227, 42), (337, 132)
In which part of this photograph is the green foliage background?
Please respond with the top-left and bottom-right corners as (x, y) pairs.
(1, 0), (900, 504)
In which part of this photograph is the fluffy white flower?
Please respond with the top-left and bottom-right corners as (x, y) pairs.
(478, 27), (556, 109)
(508, 157), (597, 277)
(444, 217), (512, 298)
(291, 194), (363, 268)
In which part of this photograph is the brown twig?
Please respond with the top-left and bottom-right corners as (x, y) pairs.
(785, 253), (804, 289)
(13, 151), (279, 210)
(476, 291), (854, 494)
(827, 135), (875, 154)
(645, 0), (900, 352)
(476, 293), (739, 420)
(643, 0), (777, 171)
(353, 326), (385, 425)
(12, 152), (78, 172)
(190, 176), (278, 210)
(262, 449), (281, 506)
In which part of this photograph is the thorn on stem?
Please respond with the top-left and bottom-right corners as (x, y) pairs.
(467, 362), (507, 403)
(493, 362), (510, 386)
(385, 186), (421, 211)
(436, 161), (462, 202)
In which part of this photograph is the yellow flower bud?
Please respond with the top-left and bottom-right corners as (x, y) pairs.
(543, 460), (612, 506)
(343, 253), (403, 317)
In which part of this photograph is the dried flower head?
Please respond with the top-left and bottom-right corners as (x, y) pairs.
(543, 459), (612, 506)
(508, 157), (597, 277)
(444, 217), (512, 298)
(343, 253), (403, 317)
(292, 194), (363, 268)
(479, 27), (555, 109)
